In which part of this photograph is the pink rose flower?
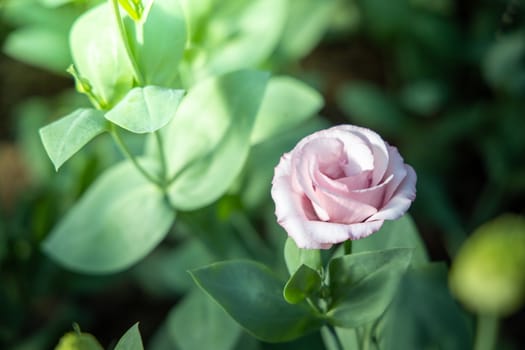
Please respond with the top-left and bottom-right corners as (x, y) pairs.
(271, 125), (416, 249)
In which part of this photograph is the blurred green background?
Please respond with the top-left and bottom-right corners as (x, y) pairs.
(1, 0), (524, 349)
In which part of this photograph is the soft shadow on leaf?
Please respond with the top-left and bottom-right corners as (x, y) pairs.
(166, 289), (241, 350)
(327, 248), (412, 328)
(190, 260), (324, 342)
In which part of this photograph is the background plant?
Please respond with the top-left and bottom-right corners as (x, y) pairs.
(0, 0), (524, 349)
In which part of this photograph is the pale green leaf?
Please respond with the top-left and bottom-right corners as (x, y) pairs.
(39, 108), (107, 170)
(274, 0), (337, 61)
(123, 0), (187, 86)
(70, 3), (135, 107)
(250, 76), (323, 144)
(105, 86), (184, 133)
(43, 160), (175, 274)
(284, 237), (322, 276)
(165, 69), (268, 210)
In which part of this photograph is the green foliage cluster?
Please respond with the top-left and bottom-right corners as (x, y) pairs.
(0, 0), (524, 349)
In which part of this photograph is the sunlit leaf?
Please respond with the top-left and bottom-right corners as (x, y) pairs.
(165, 69), (268, 210)
(105, 86), (184, 134)
(250, 76), (323, 144)
(123, 0), (187, 86)
(39, 108), (107, 170)
(70, 3), (135, 107)
(43, 160), (175, 274)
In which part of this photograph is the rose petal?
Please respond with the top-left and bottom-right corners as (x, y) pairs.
(313, 186), (378, 223)
(381, 146), (408, 202)
(336, 125), (390, 185)
(347, 173), (393, 208)
(367, 165), (417, 221)
(302, 219), (385, 249)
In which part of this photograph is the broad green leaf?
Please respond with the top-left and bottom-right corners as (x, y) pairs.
(250, 76), (323, 145)
(327, 248), (412, 328)
(105, 86), (184, 133)
(165, 69), (268, 210)
(54, 332), (103, 350)
(352, 214), (429, 267)
(188, 0), (286, 77)
(3, 26), (71, 74)
(115, 323), (144, 350)
(123, 0), (187, 86)
(274, 0), (337, 61)
(190, 260), (323, 342)
(284, 237), (322, 275)
(283, 264), (322, 304)
(70, 3), (135, 107)
(381, 263), (471, 350)
(166, 290), (241, 350)
(42, 160), (175, 274)
(39, 108), (107, 170)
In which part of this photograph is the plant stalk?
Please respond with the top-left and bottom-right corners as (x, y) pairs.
(474, 314), (499, 350)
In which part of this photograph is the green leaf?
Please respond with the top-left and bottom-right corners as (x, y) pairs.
(284, 237), (322, 275)
(274, 0), (337, 61)
(352, 214), (429, 267)
(327, 248), (412, 328)
(70, 3), (135, 107)
(165, 69), (268, 210)
(190, 260), (323, 342)
(105, 86), (184, 134)
(123, 0), (187, 86)
(54, 332), (103, 350)
(250, 76), (323, 144)
(3, 26), (72, 74)
(187, 0), (286, 77)
(42, 160), (175, 274)
(337, 82), (410, 137)
(134, 238), (214, 295)
(284, 264), (322, 304)
(380, 263), (472, 350)
(114, 323), (144, 350)
(39, 108), (107, 170)
(166, 289), (241, 350)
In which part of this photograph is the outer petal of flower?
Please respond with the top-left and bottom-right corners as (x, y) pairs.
(367, 165), (417, 221)
(302, 219), (385, 249)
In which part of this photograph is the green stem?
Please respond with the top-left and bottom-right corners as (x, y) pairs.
(110, 124), (162, 186)
(325, 325), (344, 350)
(154, 131), (167, 181)
(110, 0), (144, 85)
(474, 314), (499, 350)
(362, 325), (372, 350)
